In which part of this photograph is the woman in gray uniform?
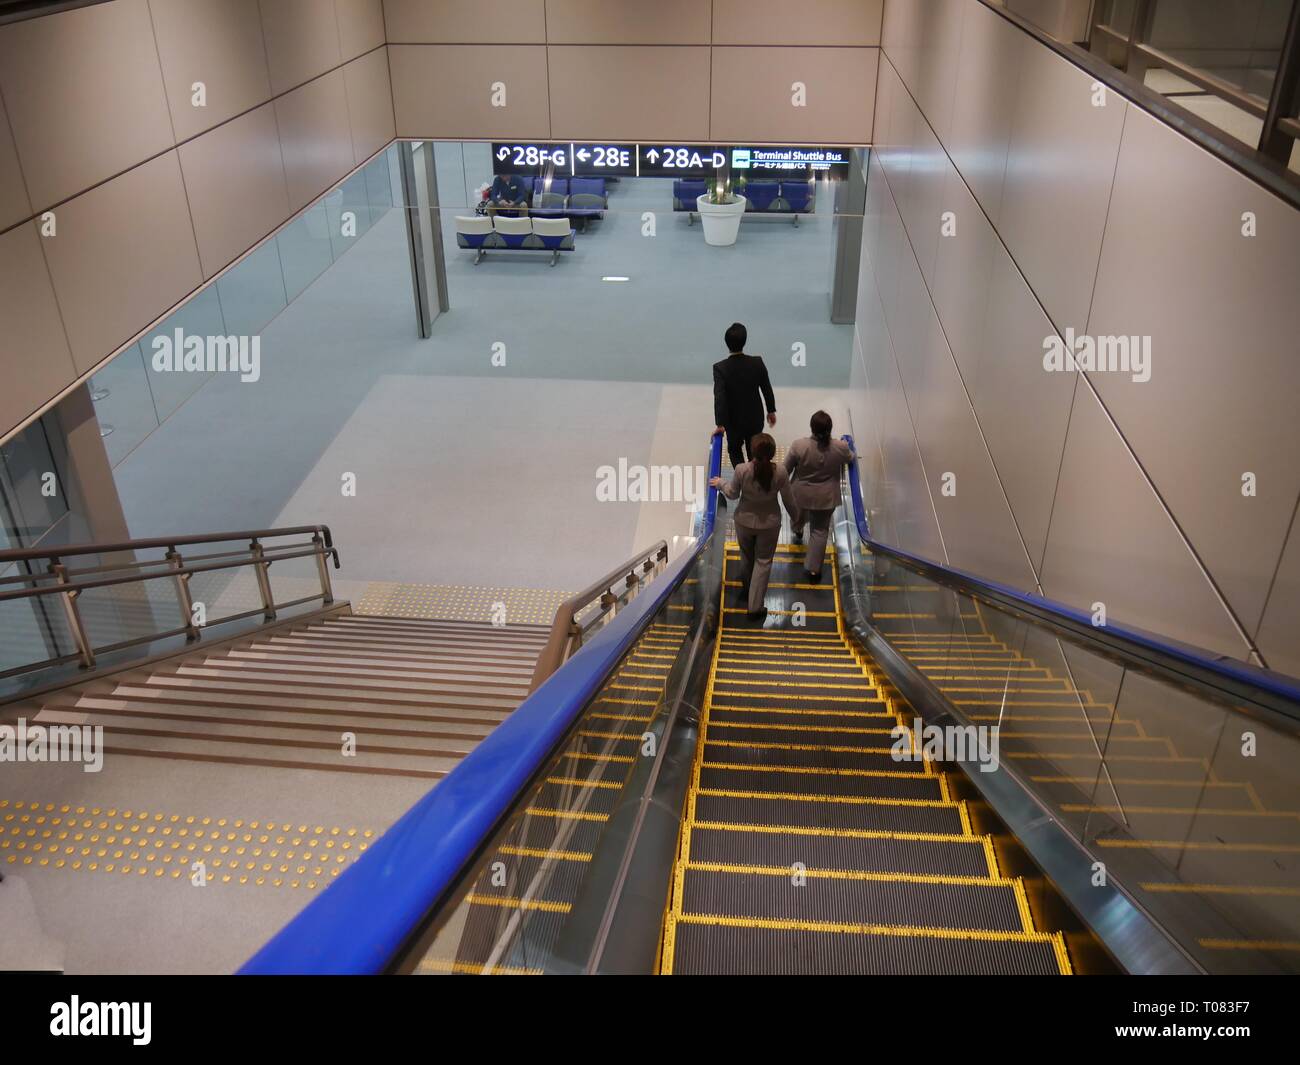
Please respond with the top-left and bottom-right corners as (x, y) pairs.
(785, 411), (855, 582)
(709, 433), (796, 622)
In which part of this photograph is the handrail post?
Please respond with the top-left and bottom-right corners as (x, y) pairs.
(50, 560), (94, 669)
(166, 547), (199, 641)
(250, 539), (276, 621)
(312, 532), (335, 605)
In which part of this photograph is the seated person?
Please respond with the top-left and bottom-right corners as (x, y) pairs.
(488, 173), (529, 215)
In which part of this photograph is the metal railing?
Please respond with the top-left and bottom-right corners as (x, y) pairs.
(528, 541), (670, 690)
(0, 525), (339, 683)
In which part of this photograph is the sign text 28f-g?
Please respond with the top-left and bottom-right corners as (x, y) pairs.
(492, 143), (568, 174)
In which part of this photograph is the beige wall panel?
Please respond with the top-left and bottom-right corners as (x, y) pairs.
(178, 103), (289, 276)
(335, 0), (385, 58)
(1040, 383), (1249, 660)
(383, 0), (547, 43)
(931, 165), (1074, 574)
(148, 0), (272, 141)
(713, 0), (883, 46)
(549, 46), (709, 141)
(946, 0), (1025, 225)
(344, 48), (396, 163)
(275, 68), (356, 210)
(1256, 517), (1300, 677)
(710, 47), (877, 143)
(390, 44), (551, 138)
(545, 0), (710, 44)
(259, 0), (342, 95)
(909, 0), (967, 144)
(998, 39), (1127, 334)
(0, 223), (76, 435)
(1085, 107), (1300, 635)
(0, 0), (174, 211)
(0, 96), (30, 231)
(41, 152), (202, 373)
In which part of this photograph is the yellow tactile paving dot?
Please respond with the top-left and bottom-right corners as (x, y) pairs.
(0, 800), (375, 890)
(356, 582), (571, 625)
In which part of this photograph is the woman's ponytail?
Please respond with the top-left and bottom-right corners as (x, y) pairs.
(752, 433), (776, 491)
(810, 410), (833, 450)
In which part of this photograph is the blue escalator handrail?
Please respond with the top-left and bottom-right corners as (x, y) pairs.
(841, 434), (1300, 706)
(240, 434), (724, 975)
(842, 434), (1300, 707)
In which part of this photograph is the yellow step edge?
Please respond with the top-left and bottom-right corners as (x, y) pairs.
(692, 786), (959, 810)
(683, 860), (1018, 889)
(701, 760), (932, 780)
(498, 844), (592, 863)
(523, 806), (610, 823)
(690, 819), (980, 844)
(709, 704), (893, 719)
(465, 893), (571, 914)
(1141, 883), (1300, 897)
(671, 911), (1062, 947)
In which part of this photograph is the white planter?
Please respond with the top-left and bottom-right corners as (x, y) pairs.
(696, 194), (747, 246)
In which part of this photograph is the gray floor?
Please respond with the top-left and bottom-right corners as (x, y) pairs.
(100, 142), (854, 591)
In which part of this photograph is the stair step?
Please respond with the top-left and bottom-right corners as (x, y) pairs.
(686, 824), (990, 877)
(124, 674), (519, 713)
(33, 708), (460, 777)
(677, 864), (1025, 931)
(52, 694), (495, 741)
(104, 683), (512, 725)
(667, 919), (1064, 975)
(199, 653), (532, 695)
(692, 791), (965, 836)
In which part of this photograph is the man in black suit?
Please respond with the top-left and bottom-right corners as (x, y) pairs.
(712, 322), (777, 468)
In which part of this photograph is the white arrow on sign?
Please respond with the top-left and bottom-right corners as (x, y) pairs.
(577, 148), (590, 161)
(646, 148), (660, 163)
(496, 146), (510, 160)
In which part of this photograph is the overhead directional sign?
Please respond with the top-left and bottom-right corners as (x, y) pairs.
(572, 143), (637, 176)
(637, 144), (730, 178)
(490, 142), (855, 179)
(491, 143), (569, 175)
(730, 146), (852, 177)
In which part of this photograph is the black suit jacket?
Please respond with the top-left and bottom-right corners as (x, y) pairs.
(713, 352), (776, 432)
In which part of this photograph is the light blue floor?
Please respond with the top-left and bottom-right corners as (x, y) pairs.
(99, 142), (855, 590)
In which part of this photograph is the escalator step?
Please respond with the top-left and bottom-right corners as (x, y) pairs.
(679, 866), (1025, 931)
(713, 667), (868, 682)
(725, 612), (841, 632)
(667, 919), (1065, 975)
(710, 682), (878, 701)
(700, 765), (944, 801)
(693, 792), (964, 835)
(706, 723), (896, 748)
(709, 708), (896, 728)
(703, 741), (910, 774)
(688, 825), (991, 877)
(710, 692), (885, 713)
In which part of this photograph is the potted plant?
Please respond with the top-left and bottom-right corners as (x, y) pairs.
(696, 174), (747, 246)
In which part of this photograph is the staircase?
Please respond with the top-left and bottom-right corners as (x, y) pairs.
(24, 612), (548, 779)
(660, 541), (1072, 975)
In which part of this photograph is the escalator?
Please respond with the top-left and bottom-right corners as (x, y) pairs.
(661, 542), (1070, 975)
(244, 436), (1300, 976)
